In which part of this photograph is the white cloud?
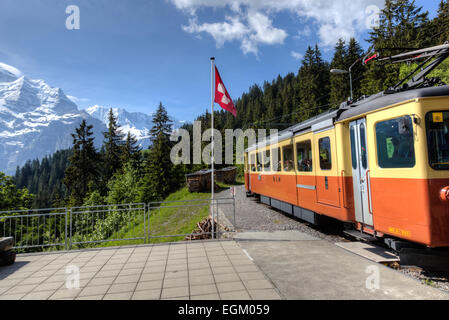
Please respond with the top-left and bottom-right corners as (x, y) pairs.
(169, 0), (384, 54)
(291, 51), (303, 60)
(67, 95), (90, 103)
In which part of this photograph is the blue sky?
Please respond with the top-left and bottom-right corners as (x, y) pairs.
(0, 0), (439, 122)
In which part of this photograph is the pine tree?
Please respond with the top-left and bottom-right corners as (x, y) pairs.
(139, 103), (174, 202)
(64, 120), (100, 205)
(294, 45), (330, 122)
(362, 0), (429, 94)
(431, 0), (449, 45)
(121, 131), (142, 169)
(346, 38), (365, 99)
(103, 108), (125, 181)
(330, 39), (349, 106)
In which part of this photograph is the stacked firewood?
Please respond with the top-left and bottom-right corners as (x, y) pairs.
(185, 217), (230, 241)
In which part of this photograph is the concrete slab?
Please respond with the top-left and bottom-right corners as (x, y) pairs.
(233, 231), (320, 241)
(236, 239), (449, 300)
(336, 242), (400, 263)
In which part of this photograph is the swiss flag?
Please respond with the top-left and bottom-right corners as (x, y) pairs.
(214, 66), (237, 117)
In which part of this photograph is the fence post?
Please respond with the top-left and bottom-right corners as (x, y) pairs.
(143, 204), (147, 244)
(147, 204), (151, 244)
(216, 199), (220, 240)
(64, 208), (68, 251)
(233, 191), (236, 231)
(69, 208), (72, 250)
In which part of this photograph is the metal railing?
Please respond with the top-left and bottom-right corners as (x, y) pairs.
(0, 196), (236, 252)
(0, 208), (68, 251)
(70, 203), (146, 249)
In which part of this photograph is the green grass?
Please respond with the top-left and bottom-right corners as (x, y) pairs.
(96, 187), (212, 247)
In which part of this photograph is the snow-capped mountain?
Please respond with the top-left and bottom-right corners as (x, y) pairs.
(0, 63), (107, 174)
(85, 106), (152, 144)
(0, 62), (179, 175)
(85, 105), (183, 149)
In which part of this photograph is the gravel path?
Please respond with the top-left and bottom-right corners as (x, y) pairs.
(216, 185), (348, 244)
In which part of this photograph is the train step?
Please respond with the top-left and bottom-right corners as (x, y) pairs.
(343, 230), (377, 242)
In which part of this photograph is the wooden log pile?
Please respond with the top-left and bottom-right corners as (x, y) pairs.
(185, 217), (230, 241)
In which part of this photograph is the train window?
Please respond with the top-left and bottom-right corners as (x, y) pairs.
(250, 154), (256, 172)
(319, 137), (332, 170)
(376, 116), (415, 168)
(272, 148), (282, 172)
(282, 145), (295, 172)
(360, 123), (368, 169)
(257, 152), (263, 172)
(263, 150), (271, 172)
(426, 111), (449, 170)
(297, 141), (313, 172)
(350, 127), (357, 170)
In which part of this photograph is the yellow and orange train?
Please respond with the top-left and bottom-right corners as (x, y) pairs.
(244, 86), (449, 248)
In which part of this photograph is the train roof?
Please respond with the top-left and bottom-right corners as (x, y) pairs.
(246, 85), (449, 152)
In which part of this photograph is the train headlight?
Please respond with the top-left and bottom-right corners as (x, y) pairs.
(440, 187), (449, 201)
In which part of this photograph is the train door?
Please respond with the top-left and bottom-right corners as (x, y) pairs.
(349, 119), (373, 226)
(314, 131), (340, 207)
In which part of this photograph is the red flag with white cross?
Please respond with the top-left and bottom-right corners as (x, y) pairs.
(214, 66), (237, 117)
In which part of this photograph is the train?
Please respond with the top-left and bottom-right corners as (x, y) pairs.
(244, 45), (449, 249)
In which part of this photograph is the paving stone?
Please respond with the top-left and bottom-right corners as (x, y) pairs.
(140, 273), (165, 282)
(118, 268), (142, 277)
(103, 292), (133, 300)
(0, 293), (26, 300)
(214, 273), (240, 283)
(238, 272), (266, 281)
(79, 285), (111, 297)
(217, 281), (246, 293)
(87, 276), (116, 286)
(248, 289), (282, 300)
(135, 280), (163, 291)
(190, 293), (220, 300)
(161, 286), (189, 299)
(6, 284), (38, 295)
(188, 268), (212, 277)
(20, 289), (55, 300)
(132, 289), (161, 300)
(190, 284), (217, 296)
(49, 288), (81, 300)
(163, 296), (189, 300)
(165, 264), (188, 272)
(243, 279), (274, 290)
(108, 282), (137, 294)
(142, 266), (166, 274)
(95, 269), (121, 278)
(220, 291), (251, 300)
(113, 274), (140, 284)
(189, 275), (214, 286)
(212, 267), (235, 275)
(188, 263), (210, 270)
(33, 281), (63, 292)
(163, 277), (188, 289)
(76, 295), (104, 300)
(164, 270), (188, 279)
(234, 265), (260, 273)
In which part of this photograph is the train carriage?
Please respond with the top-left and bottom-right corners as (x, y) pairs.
(244, 85), (449, 248)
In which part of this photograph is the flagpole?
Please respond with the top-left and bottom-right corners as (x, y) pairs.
(210, 57), (215, 239)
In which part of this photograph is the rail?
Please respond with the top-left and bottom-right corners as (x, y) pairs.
(0, 197), (236, 252)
